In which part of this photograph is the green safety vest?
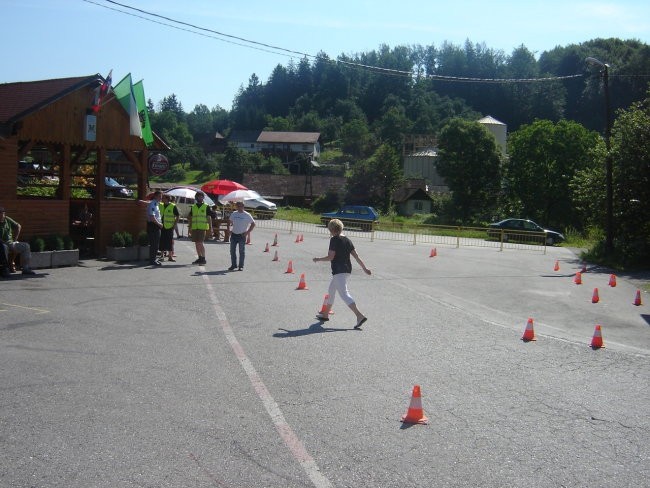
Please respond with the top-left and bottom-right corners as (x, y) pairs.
(190, 204), (209, 230)
(159, 203), (177, 230)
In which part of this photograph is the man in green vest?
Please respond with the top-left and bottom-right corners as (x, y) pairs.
(159, 193), (180, 261)
(187, 191), (215, 265)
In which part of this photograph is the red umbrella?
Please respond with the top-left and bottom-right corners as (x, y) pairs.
(201, 179), (248, 195)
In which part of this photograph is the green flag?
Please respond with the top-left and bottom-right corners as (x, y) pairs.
(133, 80), (153, 147)
(112, 73), (142, 138)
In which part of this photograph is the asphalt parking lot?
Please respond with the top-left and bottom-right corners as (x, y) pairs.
(1, 226), (648, 487)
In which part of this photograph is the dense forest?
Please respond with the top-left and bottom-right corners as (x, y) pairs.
(147, 37), (650, 265)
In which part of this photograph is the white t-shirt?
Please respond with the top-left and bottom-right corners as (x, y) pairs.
(229, 210), (254, 234)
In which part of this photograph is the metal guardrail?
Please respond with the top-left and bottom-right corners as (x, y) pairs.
(254, 218), (549, 253)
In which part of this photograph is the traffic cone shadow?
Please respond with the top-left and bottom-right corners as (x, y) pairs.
(401, 385), (428, 425)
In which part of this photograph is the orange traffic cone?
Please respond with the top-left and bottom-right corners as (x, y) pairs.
(285, 260), (294, 274)
(246, 233), (251, 245)
(272, 250), (279, 261)
(592, 288), (600, 303)
(272, 234), (278, 246)
(295, 234), (300, 243)
(634, 289), (642, 306)
(299, 234), (304, 242)
(429, 248), (437, 258)
(574, 272), (582, 285)
(264, 242), (270, 253)
(318, 294), (333, 315)
(521, 318), (536, 342)
(296, 273), (308, 290)
(608, 274), (617, 287)
(590, 324), (605, 349)
(554, 260), (560, 271)
(401, 385), (428, 425)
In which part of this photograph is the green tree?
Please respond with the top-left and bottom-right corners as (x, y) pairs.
(187, 104), (213, 139)
(220, 147), (252, 182)
(159, 94), (185, 121)
(609, 94), (650, 265)
(346, 144), (403, 212)
(505, 119), (602, 230)
(341, 119), (371, 157)
(437, 118), (502, 223)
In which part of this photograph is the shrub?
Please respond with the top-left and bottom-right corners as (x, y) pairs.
(62, 235), (75, 250)
(110, 231), (126, 248)
(137, 230), (149, 246)
(45, 234), (64, 251)
(311, 189), (343, 213)
(30, 237), (46, 252)
(122, 231), (134, 247)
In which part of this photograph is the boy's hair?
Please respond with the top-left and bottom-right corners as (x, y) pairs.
(328, 219), (344, 234)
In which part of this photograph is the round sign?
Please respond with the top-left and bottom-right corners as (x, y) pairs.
(148, 153), (169, 176)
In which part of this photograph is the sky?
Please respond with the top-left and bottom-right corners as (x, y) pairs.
(3, 0), (650, 112)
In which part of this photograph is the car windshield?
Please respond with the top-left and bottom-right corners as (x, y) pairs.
(105, 177), (122, 187)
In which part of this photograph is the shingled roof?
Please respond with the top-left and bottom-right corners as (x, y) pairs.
(0, 75), (100, 125)
(257, 131), (320, 144)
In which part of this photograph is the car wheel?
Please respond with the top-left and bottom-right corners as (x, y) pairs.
(546, 236), (555, 246)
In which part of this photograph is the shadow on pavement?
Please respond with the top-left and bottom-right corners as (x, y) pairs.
(273, 322), (354, 338)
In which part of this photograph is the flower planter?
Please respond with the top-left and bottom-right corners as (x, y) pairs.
(52, 249), (79, 267)
(106, 246), (138, 262)
(29, 251), (53, 269)
(138, 245), (150, 261)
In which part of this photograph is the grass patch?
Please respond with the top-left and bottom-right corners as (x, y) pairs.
(276, 207), (321, 224)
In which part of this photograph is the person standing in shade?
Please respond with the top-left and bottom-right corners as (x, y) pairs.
(188, 191), (215, 265)
(147, 191), (163, 266)
(158, 193), (179, 261)
(228, 201), (255, 271)
(0, 206), (35, 275)
(313, 218), (371, 329)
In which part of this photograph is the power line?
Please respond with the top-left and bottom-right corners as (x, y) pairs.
(84, 0), (587, 84)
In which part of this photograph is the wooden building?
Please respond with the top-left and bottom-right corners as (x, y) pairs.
(0, 74), (167, 256)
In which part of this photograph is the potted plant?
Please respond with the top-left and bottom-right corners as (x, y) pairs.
(106, 231), (138, 261)
(137, 230), (150, 260)
(28, 236), (52, 269)
(51, 234), (79, 267)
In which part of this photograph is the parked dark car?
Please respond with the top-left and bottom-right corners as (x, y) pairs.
(488, 218), (565, 245)
(321, 205), (380, 231)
